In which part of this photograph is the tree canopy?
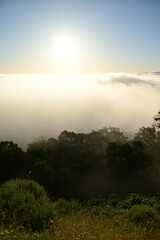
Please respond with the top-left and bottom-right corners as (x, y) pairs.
(0, 126), (160, 199)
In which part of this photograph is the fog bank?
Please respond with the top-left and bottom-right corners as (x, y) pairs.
(0, 72), (160, 148)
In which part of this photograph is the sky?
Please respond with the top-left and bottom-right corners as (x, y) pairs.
(0, 0), (160, 148)
(0, 0), (160, 73)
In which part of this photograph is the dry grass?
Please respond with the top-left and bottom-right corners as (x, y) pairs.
(0, 225), (53, 240)
(55, 212), (160, 240)
(1, 212), (160, 240)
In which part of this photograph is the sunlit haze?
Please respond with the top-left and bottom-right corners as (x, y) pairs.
(0, 0), (160, 148)
(0, 72), (160, 148)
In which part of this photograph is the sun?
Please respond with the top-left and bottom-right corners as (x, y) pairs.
(54, 33), (77, 61)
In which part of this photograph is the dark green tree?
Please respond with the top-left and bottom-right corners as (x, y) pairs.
(0, 141), (26, 183)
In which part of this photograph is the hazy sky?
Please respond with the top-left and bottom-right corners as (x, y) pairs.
(0, 0), (160, 73)
(0, 72), (160, 148)
(1, 1), (160, 148)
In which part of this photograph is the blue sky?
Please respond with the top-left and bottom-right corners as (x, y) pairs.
(0, 0), (160, 73)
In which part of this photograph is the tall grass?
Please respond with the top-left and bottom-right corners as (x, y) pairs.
(0, 209), (160, 240)
(0, 179), (160, 239)
(51, 212), (160, 240)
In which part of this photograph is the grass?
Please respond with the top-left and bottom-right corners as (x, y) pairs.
(1, 212), (160, 240)
(55, 212), (160, 240)
(0, 225), (53, 240)
(0, 180), (160, 239)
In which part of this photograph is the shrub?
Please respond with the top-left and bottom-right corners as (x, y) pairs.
(84, 198), (109, 208)
(0, 179), (55, 231)
(54, 199), (81, 216)
(117, 193), (156, 210)
(126, 193), (144, 205)
(117, 199), (132, 209)
(83, 198), (115, 217)
(127, 204), (158, 226)
(107, 194), (119, 207)
(154, 203), (160, 212)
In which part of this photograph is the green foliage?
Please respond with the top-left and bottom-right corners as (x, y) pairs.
(0, 195), (160, 239)
(0, 179), (55, 231)
(107, 194), (119, 207)
(83, 198), (114, 217)
(127, 204), (158, 226)
(54, 199), (81, 216)
(134, 127), (157, 150)
(121, 193), (145, 207)
(0, 225), (55, 240)
(117, 193), (156, 210)
(0, 126), (160, 199)
(0, 141), (26, 184)
(84, 198), (109, 208)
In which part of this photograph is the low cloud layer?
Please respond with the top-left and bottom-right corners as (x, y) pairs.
(0, 72), (160, 148)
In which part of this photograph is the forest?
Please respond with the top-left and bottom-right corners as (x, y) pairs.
(1, 126), (160, 200)
(1, 126), (160, 239)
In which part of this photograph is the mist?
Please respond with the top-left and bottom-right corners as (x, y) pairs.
(0, 72), (160, 148)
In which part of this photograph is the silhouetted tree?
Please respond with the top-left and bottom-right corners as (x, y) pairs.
(1, 126), (158, 199)
(106, 141), (153, 194)
(0, 141), (26, 183)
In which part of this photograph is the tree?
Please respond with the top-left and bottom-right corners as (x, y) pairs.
(0, 141), (26, 183)
(134, 127), (157, 151)
(134, 127), (160, 175)
(105, 141), (153, 194)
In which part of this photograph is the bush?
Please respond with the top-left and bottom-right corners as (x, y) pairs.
(126, 193), (144, 205)
(117, 199), (132, 209)
(84, 198), (108, 208)
(83, 198), (115, 217)
(108, 194), (119, 207)
(127, 204), (158, 226)
(117, 193), (156, 210)
(54, 199), (81, 216)
(0, 179), (55, 231)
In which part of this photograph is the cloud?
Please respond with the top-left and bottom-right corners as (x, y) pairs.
(97, 72), (159, 86)
(0, 72), (160, 148)
(152, 72), (160, 75)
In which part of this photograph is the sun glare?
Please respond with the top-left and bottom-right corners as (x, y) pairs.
(54, 33), (77, 61)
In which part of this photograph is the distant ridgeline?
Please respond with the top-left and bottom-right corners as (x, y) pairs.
(0, 124), (160, 199)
